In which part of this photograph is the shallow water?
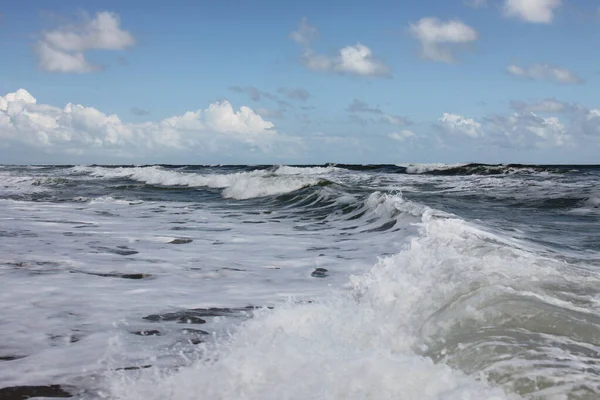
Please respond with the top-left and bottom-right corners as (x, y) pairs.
(0, 163), (599, 399)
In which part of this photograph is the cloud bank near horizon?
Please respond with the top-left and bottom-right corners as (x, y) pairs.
(1, 89), (598, 164)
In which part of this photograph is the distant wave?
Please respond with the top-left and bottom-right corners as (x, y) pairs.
(337, 163), (594, 175)
(68, 162), (599, 176)
(73, 166), (334, 200)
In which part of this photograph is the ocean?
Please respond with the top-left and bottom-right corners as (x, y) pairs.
(0, 163), (599, 399)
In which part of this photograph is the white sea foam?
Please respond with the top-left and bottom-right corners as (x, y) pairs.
(89, 196), (142, 205)
(273, 165), (340, 175)
(105, 193), (600, 399)
(107, 207), (519, 400)
(569, 194), (600, 214)
(76, 166), (327, 200)
(0, 172), (50, 196)
(365, 191), (431, 218)
(2, 166), (599, 399)
(399, 163), (467, 174)
(222, 176), (323, 199)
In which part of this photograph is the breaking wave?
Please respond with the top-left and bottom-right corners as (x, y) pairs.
(334, 163), (593, 176)
(74, 166), (334, 200)
(107, 194), (600, 399)
(2, 164), (599, 399)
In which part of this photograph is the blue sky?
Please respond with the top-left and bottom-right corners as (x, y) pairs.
(1, 0), (599, 164)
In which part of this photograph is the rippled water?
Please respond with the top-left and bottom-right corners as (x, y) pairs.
(0, 163), (599, 399)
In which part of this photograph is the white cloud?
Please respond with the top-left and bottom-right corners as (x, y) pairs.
(302, 45), (389, 77)
(580, 109), (600, 136)
(507, 99), (600, 138)
(0, 89), (276, 157)
(200, 102), (274, 135)
(290, 18), (390, 77)
(0, 89), (37, 111)
(35, 42), (98, 74)
(507, 63), (584, 84)
(526, 115), (569, 145)
(504, 0), (562, 23)
(42, 12), (135, 52)
(409, 18), (478, 63)
(334, 44), (390, 77)
(485, 112), (571, 147)
(437, 108), (578, 148)
(4, 89), (597, 163)
(439, 113), (482, 138)
(388, 130), (416, 142)
(35, 11), (135, 73)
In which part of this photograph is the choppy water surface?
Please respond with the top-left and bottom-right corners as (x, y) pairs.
(0, 163), (599, 399)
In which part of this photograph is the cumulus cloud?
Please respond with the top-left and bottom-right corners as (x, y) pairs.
(0, 89), (37, 110)
(485, 112), (571, 147)
(42, 12), (135, 52)
(507, 63), (584, 84)
(35, 11), (135, 73)
(0, 89), (276, 158)
(35, 42), (99, 73)
(409, 18), (478, 63)
(439, 113), (483, 138)
(507, 99), (600, 138)
(162, 102), (274, 136)
(504, 0), (562, 23)
(436, 106), (589, 148)
(334, 44), (390, 76)
(290, 18), (390, 77)
(579, 109), (600, 137)
(347, 99), (410, 126)
(302, 45), (390, 77)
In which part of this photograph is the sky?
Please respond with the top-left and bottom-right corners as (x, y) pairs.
(1, 0), (599, 165)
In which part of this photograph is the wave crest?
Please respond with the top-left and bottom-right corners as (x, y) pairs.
(75, 166), (332, 200)
(108, 201), (600, 399)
